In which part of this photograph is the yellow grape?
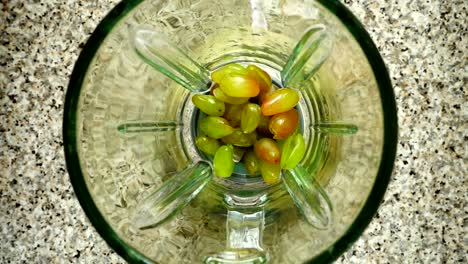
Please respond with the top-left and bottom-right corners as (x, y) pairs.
(213, 88), (249, 105)
(261, 88), (300, 116)
(246, 65), (272, 92)
(211, 63), (249, 84)
(218, 74), (260, 98)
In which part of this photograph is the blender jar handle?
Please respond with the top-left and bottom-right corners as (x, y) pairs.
(204, 194), (269, 264)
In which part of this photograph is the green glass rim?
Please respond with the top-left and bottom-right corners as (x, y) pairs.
(63, 0), (398, 263)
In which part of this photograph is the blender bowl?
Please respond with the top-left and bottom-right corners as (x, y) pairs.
(63, 0), (397, 263)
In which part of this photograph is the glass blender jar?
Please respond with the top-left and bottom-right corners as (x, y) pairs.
(64, 0), (398, 263)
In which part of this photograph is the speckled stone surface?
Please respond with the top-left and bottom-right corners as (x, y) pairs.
(1, 0), (466, 263)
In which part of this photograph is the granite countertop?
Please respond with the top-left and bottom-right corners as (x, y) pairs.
(1, 0), (466, 263)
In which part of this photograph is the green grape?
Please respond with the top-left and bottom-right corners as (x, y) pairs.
(222, 128), (257, 147)
(192, 94), (225, 116)
(259, 160), (281, 184)
(269, 109), (299, 139)
(200, 116), (235, 139)
(254, 138), (281, 164)
(213, 88), (249, 105)
(223, 103), (245, 127)
(232, 146), (246, 162)
(241, 103), (261, 133)
(218, 74), (260, 98)
(196, 63), (305, 185)
(280, 133), (306, 169)
(211, 64), (249, 84)
(246, 65), (272, 92)
(195, 135), (220, 156)
(243, 150), (259, 175)
(214, 145), (235, 178)
(261, 88), (300, 116)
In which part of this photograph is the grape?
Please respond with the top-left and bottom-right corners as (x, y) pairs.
(213, 88), (249, 105)
(280, 133), (306, 169)
(241, 103), (261, 133)
(246, 65), (272, 92)
(193, 63), (304, 184)
(256, 114), (271, 136)
(222, 128), (257, 147)
(223, 103), (245, 127)
(232, 146), (246, 162)
(259, 160), (281, 184)
(243, 150), (259, 175)
(261, 88), (300, 116)
(218, 74), (260, 98)
(192, 95), (225, 116)
(195, 135), (220, 155)
(259, 86), (276, 103)
(254, 138), (281, 164)
(200, 116), (235, 139)
(214, 145), (235, 178)
(211, 64), (249, 84)
(269, 109), (299, 139)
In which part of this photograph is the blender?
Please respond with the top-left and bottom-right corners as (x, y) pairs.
(64, 0), (397, 263)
